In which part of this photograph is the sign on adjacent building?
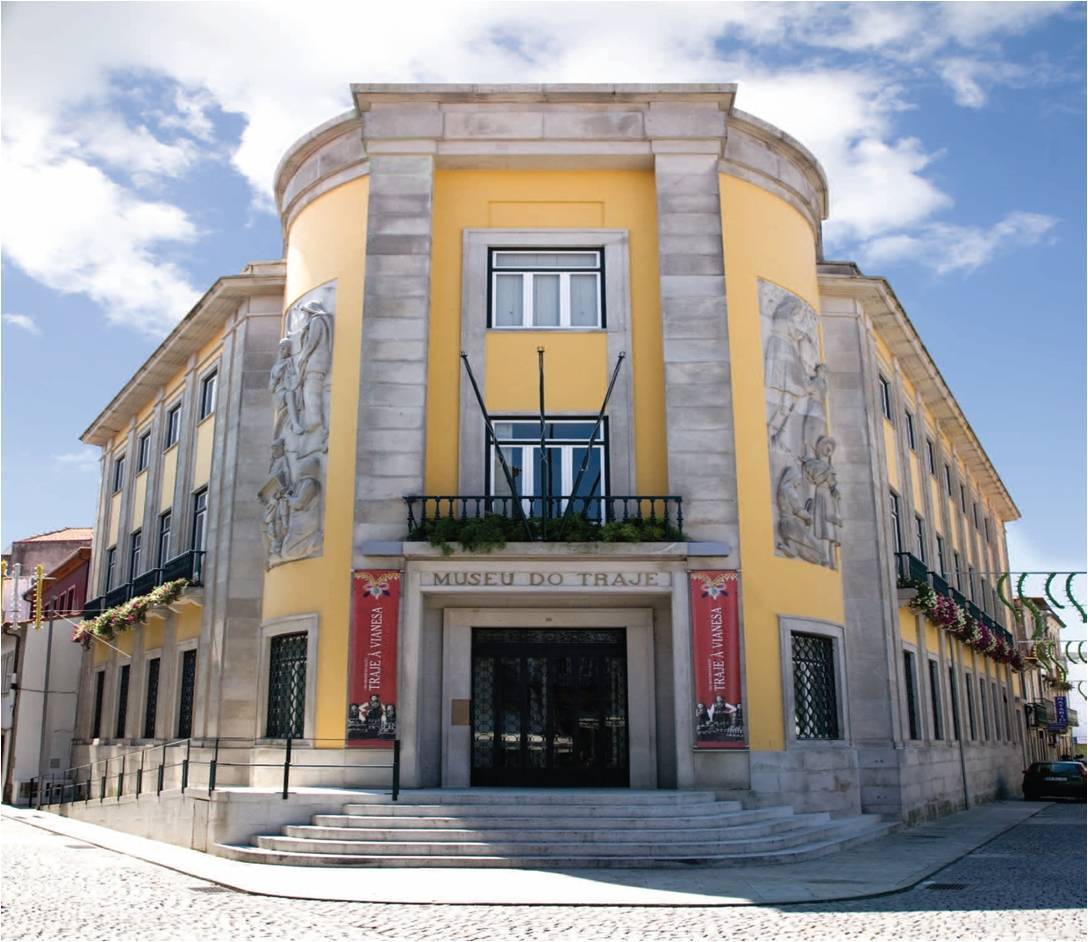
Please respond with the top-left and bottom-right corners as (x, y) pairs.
(1049, 695), (1069, 732)
(347, 570), (400, 747)
(689, 571), (745, 749)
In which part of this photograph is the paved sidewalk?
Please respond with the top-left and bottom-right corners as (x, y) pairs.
(1, 800), (1045, 906)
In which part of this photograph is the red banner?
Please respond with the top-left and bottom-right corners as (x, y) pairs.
(348, 570), (400, 747)
(690, 571), (745, 749)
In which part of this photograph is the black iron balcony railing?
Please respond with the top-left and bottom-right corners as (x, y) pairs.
(131, 568), (164, 597)
(405, 495), (684, 543)
(894, 551), (929, 586)
(103, 584), (131, 609)
(81, 596), (104, 618)
(162, 550), (205, 586)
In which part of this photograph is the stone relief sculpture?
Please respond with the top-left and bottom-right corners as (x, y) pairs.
(759, 281), (842, 568)
(259, 282), (335, 568)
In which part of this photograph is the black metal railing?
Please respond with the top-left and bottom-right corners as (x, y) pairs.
(103, 584), (131, 609)
(81, 596), (105, 618)
(131, 568), (164, 597)
(405, 495), (684, 542)
(929, 570), (951, 596)
(30, 736), (400, 808)
(894, 552), (929, 586)
(162, 550), (205, 586)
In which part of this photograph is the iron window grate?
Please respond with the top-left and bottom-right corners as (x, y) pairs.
(92, 671), (105, 739)
(143, 658), (160, 739)
(792, 633), (839, 739)
(115, 664), (130, 739)
(266, 632), (307, 739)
(177, 649), (196, 738)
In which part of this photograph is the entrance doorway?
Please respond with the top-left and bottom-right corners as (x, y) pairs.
(470, 628), (629, 786)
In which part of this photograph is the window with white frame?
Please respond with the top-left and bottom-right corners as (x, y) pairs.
(489, 250), (603, 329)
(489, 419), (607, 518)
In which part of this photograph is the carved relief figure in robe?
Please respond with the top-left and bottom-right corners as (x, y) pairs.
(776, 464), (823, 564)
(803, 435), (843, 564)
(765, 296), (808, 448)
(269, 338), (302, 439)
(295, 300), (333, 437)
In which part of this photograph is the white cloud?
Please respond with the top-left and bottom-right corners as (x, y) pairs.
(0, 1), (1074, 332)
(2, 313), (41, 336)
(861, 211), (1057, 274)
(53, 449), (100, 473)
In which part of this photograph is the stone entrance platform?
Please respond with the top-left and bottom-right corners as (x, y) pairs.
(2, 799), (1046, 904)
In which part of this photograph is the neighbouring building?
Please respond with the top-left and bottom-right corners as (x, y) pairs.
(2, 530), (91, 802)
(66, 84), (1030, 838)
(1015, 598), (1078, 763)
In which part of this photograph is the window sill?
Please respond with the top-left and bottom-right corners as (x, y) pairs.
(196, 412), (215, 427)
(486, 326), (606, 333)
(163, 442), (179, 454)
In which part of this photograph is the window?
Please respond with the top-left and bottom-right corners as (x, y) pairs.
(104, 546), (117, 592)
(972, 502), (980, 530)
(936, 534), (947, 579)
(191, 489), (208, 552)
(115, 664), (130, 739)
(980, 578), (989, 615)
(1002, 689), (1010, 742)
(928, 659), (943, 740)
(904, 410), (916, 451)
(92, 671), (105, 739)
(157, 511), (172, 567)
(978, 677), (989, 740)
(926, 438), (936, 476)
(953, 551), (963, 591)
(944, 464), (953, 497)
(965, 672), (977, 739)
(112, 455), (126, 493)
(136, 431), (151, 472)
(266, 632), (307, 739)
(878, 374), (892, 421)
(903, 651), (920, 740)
(791, 633), (840, 739)
(992, 681), (1003, 740)
(143, 658), (160, 739)
(176, 648), (197, 738)
(959, 483), (967, 513)
(914, 515), (926, 564)
(968, 566), (976, 601)
(489, 250), (603, 329)
(889, 491), (903, 555)
(489, 419), (607, 517)
(129, 530), (142, 581)
(65, 587), (75, 614)
(948, 666), (961, 741)
(164, 404), (181, 449)
(199, 370), (217, 420)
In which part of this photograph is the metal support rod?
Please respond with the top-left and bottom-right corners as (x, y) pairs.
(181, 740), (190, 793)
(209, 737), (219, 792)
(282, 737), (292, 800)
(565, 352), (626, 518)
(117, 753), (125, 800)
(101, 758), (107, 802)
(537, 346), (549, 534)
(157, 742), (166, 795)
(460, 351), (533, 539)
(392, 739), (400, 802)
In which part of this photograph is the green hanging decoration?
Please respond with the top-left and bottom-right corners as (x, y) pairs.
(1043, 572), (1065, 610)
(1065, 573), (1087, 623)
(996, 573), (1017, 614)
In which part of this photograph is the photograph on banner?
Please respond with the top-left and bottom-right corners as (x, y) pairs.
(690, 571), (745, 748)
(347, 570), (399, 746)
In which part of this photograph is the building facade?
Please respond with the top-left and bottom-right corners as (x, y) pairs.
(70, 84), (1028, 824)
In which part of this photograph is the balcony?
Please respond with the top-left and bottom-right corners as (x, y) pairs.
(130, 568), (163, 597)
(103, 584), (131, 609)
(894, 552), (929, 586)
(405, 495), (684, 545)
(161, 550), (205, 586)
(81, 596), (104, 618)
(83, 552), (205, 620)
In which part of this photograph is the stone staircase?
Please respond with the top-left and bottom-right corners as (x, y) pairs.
(215, 790), (894, 868)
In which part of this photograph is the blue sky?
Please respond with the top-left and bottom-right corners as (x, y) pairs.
(2, 3), (1084, 586)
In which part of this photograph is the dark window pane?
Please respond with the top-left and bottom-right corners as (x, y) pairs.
(792, 633), (839, 739)
(115, 665), (130, 739)
(266, 632), (307, 738)
(92, 671), (105, 739)
(143, 658), (160, 739)
(176, 649), (197, 738)
(903, 652), (919, 740)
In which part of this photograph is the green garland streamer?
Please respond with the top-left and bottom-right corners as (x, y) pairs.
(1065, 573), (1087, 623)
(1044, 572), (1065, 610)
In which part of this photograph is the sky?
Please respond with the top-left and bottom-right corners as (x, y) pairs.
(2, 2), (1086, 693)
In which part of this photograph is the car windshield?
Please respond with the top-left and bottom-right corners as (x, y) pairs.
(1032, 762), (1081, 773)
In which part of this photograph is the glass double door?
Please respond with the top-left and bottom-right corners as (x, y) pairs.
(471, 628), (629, 787)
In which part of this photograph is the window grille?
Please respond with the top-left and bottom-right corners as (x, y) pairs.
(792, 633), (839, 739)
(115, 664), (130, 739)
(903, 651), (920, 740)
(266, 632), (307, 739)
(948, 665), (961, 740)
(143, 658), (160, 739)
(928, 659), (942, 740)
(965, 672), (977, 739)
(979, 677), (990, 740)
(92, 671), (105, 739)
(176, 649), (196, 738)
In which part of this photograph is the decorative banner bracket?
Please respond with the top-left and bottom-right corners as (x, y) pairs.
(348, 570), (400, 747)
(690, 571), (746, 749)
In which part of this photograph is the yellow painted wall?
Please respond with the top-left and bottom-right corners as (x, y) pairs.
(192, 416), (215, 488)
(924, 622), (940, 655)
(721, 174), (844, 752)
(261, 176), (369, 743)
(175, 604), (203, 642)
(160, 449), (177, 512)
(884, 422), (900, 490)
(872, 331), (894, 369)
(425, 170), (665, 495)
(928, 478), (940, 525)
(108, 492), (121, 547)
(132, 473), (147, 530)
(93, 642), (109, 666)
(143, 621), (164, 652)
(900, 372), (917, 403)
(910, 454), (923, 512)
(899, 608), (916, 644)
(115, 632), (134, 656)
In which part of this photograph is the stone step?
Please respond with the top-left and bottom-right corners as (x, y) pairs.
(342, 789), (720, 807)
(253, 821), (848, 856)
(339, 799), (741, 819)
(216, 818), (895, 869)
(282, 814), (829, 845)
(312, 806), (792, 830)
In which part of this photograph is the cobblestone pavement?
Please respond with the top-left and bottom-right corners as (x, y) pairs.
(3, 802), (1084, 941)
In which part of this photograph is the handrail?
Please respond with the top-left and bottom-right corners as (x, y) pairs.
(31, 736), (400, 808)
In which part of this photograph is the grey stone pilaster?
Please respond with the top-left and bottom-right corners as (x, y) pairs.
(653, 153), (738, 551)
(116, 420), (139, 580)
(353, 154), (435, 556)
(90, 450), (112, 595)
(139, 395), (166, 560)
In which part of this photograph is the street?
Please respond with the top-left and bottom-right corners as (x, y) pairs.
(2, 802), (1084, 941)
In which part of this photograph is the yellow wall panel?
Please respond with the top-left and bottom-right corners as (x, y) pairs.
(900, 372), (917, 403)
(899, 608), (917, 644)
(132, 473), (147, 531)
(93, 643), (109, 666)
(872, 330), (894, 369)
(160, 449), (177, 512)
(721, 174), (842, 752)
(485, 332), (608, 412)
(924, 622), (940, 655)
(175, 604), (203, 642)
(108, 492), (121, 547)
(884, 422), (900, 491)
(262, 176), (369, 742)
(143, 621), (164, 652)
(488, 201), (604, 228)
(192, 415), (215, 488)
(910, 455), (923, 512)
